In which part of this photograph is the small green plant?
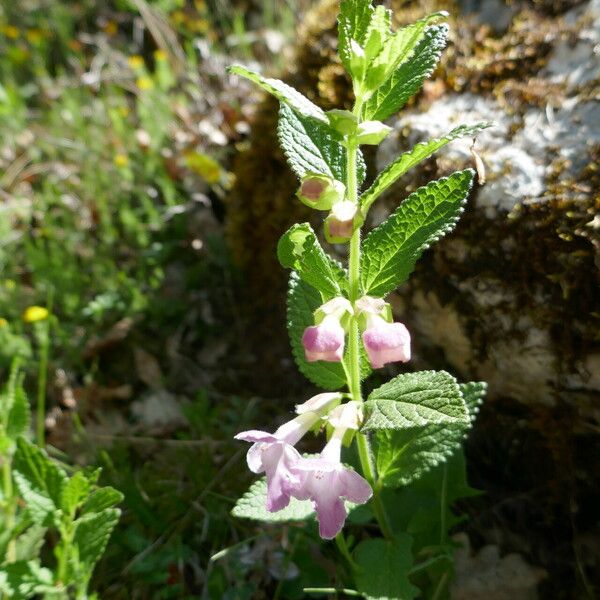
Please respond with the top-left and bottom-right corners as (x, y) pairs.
(228, 1), (491, 597)
(0, 362), (123, 599)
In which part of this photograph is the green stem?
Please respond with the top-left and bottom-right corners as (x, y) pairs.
(345, 126), (393, 541)
(335, 532), (357, 570)
(36, 289), (53, 448)
(2, 457), (16, 563)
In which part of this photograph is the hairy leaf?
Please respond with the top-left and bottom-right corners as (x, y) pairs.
(361, 169), (475, 297)
(363, 371), (468, 431)
(361, 123), (492, 212)
(13, 438), (67, 526)
(338, 0), (374, 73)
(232, 478), (314, 522)
(364, 12), (447, 93)
(363, 24), (449, 121)
(81, 487), (124, 515)
(278, 223), (344, 297)
(354, 535), (418, 600)
(61, 471), (91, 517)
(287, 273), (347, 390)
(278, 104), (367, 185)
(14, 525), (47, 562)
(6, 385), (30, 439)
(73, 508), (120, 577)
(373, 380), (486, 488)
(228, 64), (327, 123)
(0, 560), (55, 600)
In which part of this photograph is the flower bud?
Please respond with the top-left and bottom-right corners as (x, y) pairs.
(324, 201), (359, 244)
(296, 174), (345, 211)
(362, 315), (411, 369)
(302, 315), (345, 363)
(356, 121), (392, 145)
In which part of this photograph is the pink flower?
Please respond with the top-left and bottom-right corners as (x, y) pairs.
(292, 428), (372, 539)
(302, 315), (345, 362)
(362, 315), (411, 369)
(235, 396), (340, 512)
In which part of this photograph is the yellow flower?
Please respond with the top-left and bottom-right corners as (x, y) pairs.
(127, 55), (145, 70)
(184, 151), (221, 184)
(26, 29), (44, 44)
(192, 19), (210, 34)
(113, 153), (129, 167)
(154, 49), (167, 62)
(23, 306), (49, 323)
(1, 25), (20, 39)
(0, 318), (8, 328)
(103, 21), (118, 36)
(136, 76), (154, 90)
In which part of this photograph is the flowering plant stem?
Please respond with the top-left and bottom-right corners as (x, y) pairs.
(345, 108), (393, 541)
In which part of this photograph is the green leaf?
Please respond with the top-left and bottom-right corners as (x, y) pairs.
(278, 104), (367, 186)
(72, 508), (120, 576)
(277, 223), (344, 297)
(363, 5), (392, 61)
(374, 421), (469, 489)
(338, 0), (375, 74)
(0, 560), (55, 600)
(354, 535), (418, 600)
(361, 169), (475, 297)
(81, 487), (124, 515)
(460, 381), (487, 423)
(287, 273), (347, 390)
(228, 64), (327, 123)
(14, 525), (47, 562)
(373, 380), (486, 489)
(232, 479), (315, 523)
(364, 12), (447, 93)
(6, 384), (30, 439)
(363, 371), (468, 431)
(363, 24), (449, 121)
(61, 471), (91, 517)
(13, 438), (67, 526)
(361, 123), (492, 212)
(0, 359), (20, 416)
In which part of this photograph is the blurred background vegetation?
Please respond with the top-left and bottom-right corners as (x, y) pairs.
(0, 0), (598, 598)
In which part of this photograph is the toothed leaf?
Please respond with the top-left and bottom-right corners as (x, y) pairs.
(338, 0), (375, 73)
(363, 371), (469, 431)
(278, 103), (366, 185)
(278, 223), (344, 297)
(372, 379), (486, 488)
(364, 12), (448, 93)
(361, 123), (492, 211)
(361, 169), (475, 297)
(363, 24), (449, 121)
(228, 64), (327, 123)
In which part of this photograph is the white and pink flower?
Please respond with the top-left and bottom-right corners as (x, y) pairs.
(235, 395), (340, 512)
(362, 315), (411, 369)
(292, 405), (371, 539)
